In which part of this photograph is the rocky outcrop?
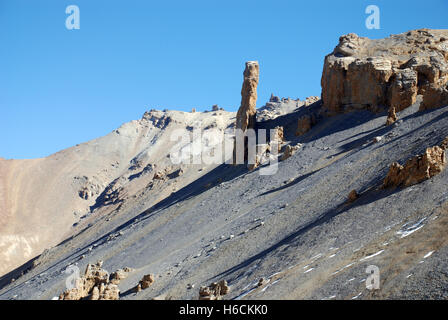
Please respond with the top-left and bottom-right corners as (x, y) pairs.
(304, 96), (320, 106)
(59, 261), (125, 300)
(233, 61), (259, 164)
(322, 29), (448, 115)
(383, 146), (446, 188)
(198, 280), (230, 300)
(270, 93), (280, 103)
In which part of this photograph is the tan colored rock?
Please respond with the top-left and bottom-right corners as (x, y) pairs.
(90, 286), (100, 300)
(280, 145), (299, 161)
(420, 84), (448, 111)
(383, 146), (446, 188)
(322, 29), (448, 115)
(273, 126), (284, 144)
(440, 137), (448, 150)
(305, 96), (320, 106)
(296, 114), (316, 136)
(386, 106), (398, 126)
(233, 61), (259, 164)
(347, 190), (359, 203)
(389, 69), (418, 112)
(235, 61), (259, 132)
(59, 261), (125, 300)
(140, 274), (155, 289)
(98, 284), (120, 300)
(153, 171), (165, 180)
(109, 268), (131, 285)
(198, 280), (230, 300)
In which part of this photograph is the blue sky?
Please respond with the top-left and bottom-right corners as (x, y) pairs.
(1, 0), (447, 159)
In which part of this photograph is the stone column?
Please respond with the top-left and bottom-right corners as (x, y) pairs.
(233, 61), (259, 164)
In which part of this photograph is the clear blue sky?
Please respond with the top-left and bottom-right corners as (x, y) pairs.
(1, 0), (447, 159)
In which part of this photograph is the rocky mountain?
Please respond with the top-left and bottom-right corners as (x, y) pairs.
(1, 29), (448, 300)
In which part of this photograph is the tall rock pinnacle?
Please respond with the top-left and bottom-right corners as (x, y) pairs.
(233, 61), (259, 164)
(236, 61), (259, 132)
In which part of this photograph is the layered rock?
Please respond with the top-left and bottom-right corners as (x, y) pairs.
(322, 29), (448, 115)
(383, 146), (446, 188)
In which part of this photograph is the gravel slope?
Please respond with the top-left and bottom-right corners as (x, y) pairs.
(1, 96), (448, 300)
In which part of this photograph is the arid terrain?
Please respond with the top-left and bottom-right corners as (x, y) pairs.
(1, 29), (448, 300)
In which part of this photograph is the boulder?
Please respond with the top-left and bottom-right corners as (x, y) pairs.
(140, 274), (155, 289)
(280, 145), (300, 161)
(347, 190), (359, 203)
(109, 268), (132, 285)
(383, 146), (446, 188)
(198, 280), (230, 300)
(386, 106), (398, 126)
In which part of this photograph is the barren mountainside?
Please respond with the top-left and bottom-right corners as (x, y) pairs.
(1, 29), (448, 300)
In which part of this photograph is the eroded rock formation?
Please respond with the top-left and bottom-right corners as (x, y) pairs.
(322, 29), (448, 115)
(233, 61), (259, 164)
(59, 261), (128, 300)
(133, 273), (155, 292)
(383, 146), (446, 188)
(236, 61), (259, 132)
(198, 280), (230, 300)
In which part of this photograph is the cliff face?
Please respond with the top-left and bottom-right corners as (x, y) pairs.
(321, 29), (448, 115)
